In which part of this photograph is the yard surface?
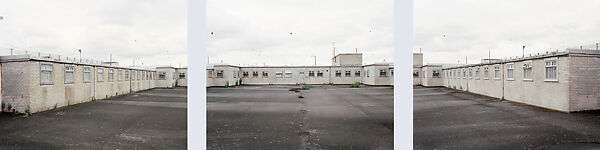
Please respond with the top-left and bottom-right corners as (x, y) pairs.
(0, 88), (187, 150)
(414, 86), (600, 149)
(207, 85), (394, 150)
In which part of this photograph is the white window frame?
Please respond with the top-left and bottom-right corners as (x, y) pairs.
(506, 63), (515, 81)
(468, 68), (472, 79)
(275, 71), (283, 78)
(159, 72), (167, 79)
(284, 70), (292, 78)
(522, 61), (533, 81)
(345, 71), (351, 77)
(84, 67), (91, 83)
(544, 58), (558, 82)
(493, 65), (501, 80)
(475, 67), (480, 79)
(317, 70), (324, 77)
(216, 70), (224, 78)
(108, 69), (114, 82)
(208, 70), (213, 78)
(355, 71), (361, 77)
(483, 67), (489, 80)
(97, 68), (104, 82)
(40, 64), (54, 85)
(65, 66), (75, 84)
(262, 71), (268, 78)
(125, 70), (130, 81)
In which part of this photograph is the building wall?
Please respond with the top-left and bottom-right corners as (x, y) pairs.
(443, 56), (571, 112)
(567, 55), (600, 111)
(363, 65), (393, 86)
(155, 67), (177, 88)
(413, 53), (423, 67)
(1, 60), (159, 113)
(2, 61), (30, 113)
(422, 66), (442, 87)
(413, 67), (422, 85)
(176, 68), (188, 86)
(333, 54), (362, 66)
(206, 65), (240, 87)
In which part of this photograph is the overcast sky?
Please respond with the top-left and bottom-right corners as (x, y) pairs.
(415, 0), (600, 65)
(0, 0), (187, 67)
(207, 0), (393, 66)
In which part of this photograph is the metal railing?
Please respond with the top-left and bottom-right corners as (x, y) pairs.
(0, 48), (105, 65)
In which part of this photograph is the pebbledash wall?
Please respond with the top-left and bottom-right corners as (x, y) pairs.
(206, 53), (394, 87)
(0, 55), (187, 114)
(439, 49), (600, 112)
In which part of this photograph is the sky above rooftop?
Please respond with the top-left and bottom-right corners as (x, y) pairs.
(206, 0), (393, 66)
(0, 0), (187, 67)
(415, 0), (600, 65)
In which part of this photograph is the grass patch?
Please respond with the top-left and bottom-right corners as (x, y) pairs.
(350, 82), (360, 88)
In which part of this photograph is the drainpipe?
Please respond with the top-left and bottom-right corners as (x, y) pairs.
(93, 66), (96, 100)
(501, 61), (505, 100)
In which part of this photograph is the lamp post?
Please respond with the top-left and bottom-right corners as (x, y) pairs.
(522, 46), (525, 58)
(78, 49), (82, 62)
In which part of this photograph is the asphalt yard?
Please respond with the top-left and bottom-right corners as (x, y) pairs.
(414, 86), (600, 150)
(207, 85), (394, 150)
(0, 88), (187, 150)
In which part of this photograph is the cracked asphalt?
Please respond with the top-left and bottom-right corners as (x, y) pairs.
(0, 88), (187, 150)
(414, 86), (600, 150)
(207, 85), (394, 150)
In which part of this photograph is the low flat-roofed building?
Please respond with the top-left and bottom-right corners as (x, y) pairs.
(206, 52), (394, 87)
(441, 49), (600, 112)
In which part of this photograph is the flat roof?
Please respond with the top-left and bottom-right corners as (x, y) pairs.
(0, 55), (156, 71)
(442, 49), (600, 70)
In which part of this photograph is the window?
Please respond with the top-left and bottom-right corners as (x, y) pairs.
(413, 72), (419, 77)
(433, 70), (440, 77)
(391, 69), (394, 76)
(216, 70), (224, 78)
(355, 71), (361, 77)
(262, 71), (268, 77)
(468, 68), (472, 78)
(484, 67), (489, 79)
(367, 70), (370, 77)
(523, 61), (532, 80)
(97, 68), (104, 82)
(108, 69), (114, 82)
(208, 70), (213, 78)
(309, 71), (315, 77)
(275, 71), (283, 78)
(40, 64), (53, 84)
(335, 71), (342, 77)
(475, 67), (480, 78)
(243, 71), (249, 77)
(506, 63), (514, 80)
(179, 73), (186, 79)
(345, 71), (351, 77)
(494, 65), (500, 79)
(125, 70), (130, 81)
(545, 59), (558, 81)
(65, 66), (74, 84)
(137, 71), (140, 80)
(159, 72), (166, 79)
(380, 69), (387, 76)
(317, 71), (324, 77)
(252, 71), (258, 77)
(284, 70), (292, 78)
(233, 71), (237, 78)
(84, 67), (91, 82)
(118, 70), (122, 81)
(462, 69), (466, 78)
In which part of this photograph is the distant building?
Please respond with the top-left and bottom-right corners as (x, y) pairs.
(206, 53), (393, 87)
